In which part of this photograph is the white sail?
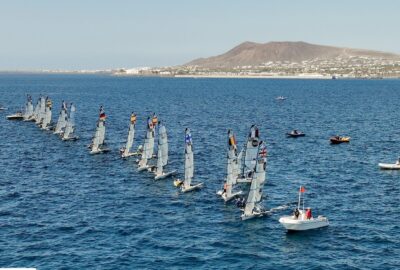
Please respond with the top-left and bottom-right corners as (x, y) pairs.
(23, 96), (33, 120)
(38, 96), (46, 124)
(40, 100), (52, 129)
(63, 104), (76, 140)
(243, 143), (267, 218)
(54, 102), (68, 134)
(240, 125), (260, 178)
(33, 98), (40, 121)
(98, 121), (106, 145)
(139, 128), (153, 167)
(183, 129), (194, 189)
(91, 121), (101, 151)
(155, 123), (168, 174)
(123, 123), (135, 156)
(225, 130), (239, 197)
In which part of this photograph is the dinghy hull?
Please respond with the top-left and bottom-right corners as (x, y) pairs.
(155, 170), (177, 180)
(181, 183), (203, 193)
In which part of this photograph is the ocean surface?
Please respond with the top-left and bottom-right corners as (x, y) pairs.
(0, 74), (399, 269)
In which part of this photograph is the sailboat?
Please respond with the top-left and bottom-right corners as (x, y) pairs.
(217, 129), (243, 202)
(120, 113), (139, 158)
(23, 95), (34, 121)
(174, 128), (203, 192)
(32, 97), (41, 122)
(90, 106), (110, 154)
(36, 96), (46, 126)
(62, 103), (79, 141)
(237, 125), (260, 183)
(239, 141), (268, 221)
(40, 97), (53, 130)
(151, 122), (176, 180)
(54, 101), (68, 134)
(138, 116), (156, 171)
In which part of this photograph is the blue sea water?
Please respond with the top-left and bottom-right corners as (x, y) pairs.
(0, 74), (399, 269)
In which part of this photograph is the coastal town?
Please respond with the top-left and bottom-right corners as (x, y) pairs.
(113, 55), (400, 79)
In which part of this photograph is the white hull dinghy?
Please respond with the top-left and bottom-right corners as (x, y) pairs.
(279, 186), (329, 231)
(89, 106), (109, 154)
(217, 129), (243, 202)
(174, 128), (203, 192)
(62, 103), (79, 141)
(138, 116), (156, 171)
(239, 142), (268, 221)
(6, 111), (24, 120)
(120, 113), (139, 158)
(152, 122), (176, 180)
(378, 160), (400, 170)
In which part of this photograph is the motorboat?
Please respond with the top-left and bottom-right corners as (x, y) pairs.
(330, 136), (350, 144)
(287, 130), (305, 137)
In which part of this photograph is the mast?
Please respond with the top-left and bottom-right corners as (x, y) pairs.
(184, 128), (194, 188)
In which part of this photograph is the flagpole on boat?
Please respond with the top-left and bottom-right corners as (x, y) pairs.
(298, 186), (301, 210)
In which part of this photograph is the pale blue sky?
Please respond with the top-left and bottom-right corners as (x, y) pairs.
(0, 0), (399, 70)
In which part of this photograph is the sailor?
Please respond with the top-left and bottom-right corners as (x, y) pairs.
(293, 129), (298, 134)
(305, 208), (312, 219)
(130, 112), (137, 124)
(222, 182), (228, 194)
(152, 113), (158, 126)
(294, 208), (300, 219)
(397, 157), (400, 165)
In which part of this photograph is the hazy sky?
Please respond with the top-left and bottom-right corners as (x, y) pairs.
(1, 0), (399, 70)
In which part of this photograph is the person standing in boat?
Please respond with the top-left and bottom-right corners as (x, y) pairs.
(306, 208), (312, 219)
(99, 106), (106, 121)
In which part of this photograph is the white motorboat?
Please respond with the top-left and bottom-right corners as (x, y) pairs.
(378, 161), (400, 170)
(279, 186), (329, 231)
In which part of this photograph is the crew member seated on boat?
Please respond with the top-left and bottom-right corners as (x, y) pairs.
(152, 113), (158, 126)
(130, 112), (137, 124)
(293, 130), (298, 134)
(222, 183), (228, 195)
(294, 208), (300, 219)
(305, 208), (312, 219)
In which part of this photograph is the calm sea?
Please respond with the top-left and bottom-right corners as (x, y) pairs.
(0, 74), (399, 269)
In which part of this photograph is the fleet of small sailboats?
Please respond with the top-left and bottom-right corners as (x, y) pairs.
(5, 94), (334, 229)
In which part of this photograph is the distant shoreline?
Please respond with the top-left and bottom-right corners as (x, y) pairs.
(0, 71), (398, 80)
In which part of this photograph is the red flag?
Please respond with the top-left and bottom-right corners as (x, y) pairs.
(300, 186), (306, 193)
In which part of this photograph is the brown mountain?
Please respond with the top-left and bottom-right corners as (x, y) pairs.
(185, 41), (399, 68)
